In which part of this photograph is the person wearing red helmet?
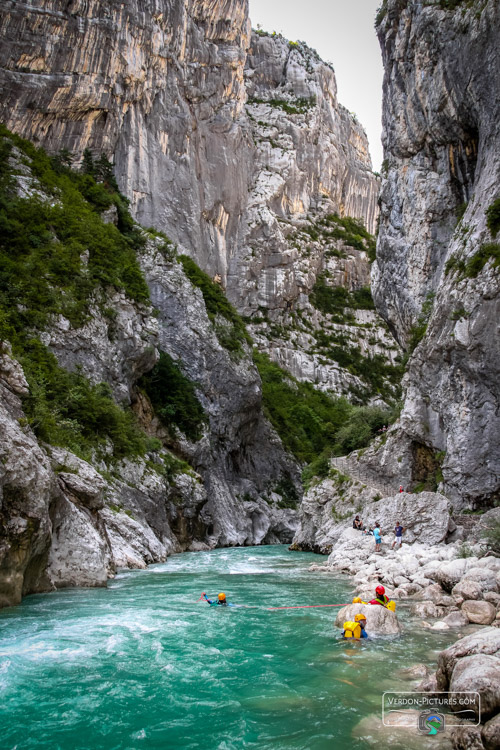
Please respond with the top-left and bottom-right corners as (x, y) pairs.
(369, 585), (390, 607)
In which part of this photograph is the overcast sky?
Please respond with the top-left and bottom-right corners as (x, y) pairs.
(248, 0), (384, 170)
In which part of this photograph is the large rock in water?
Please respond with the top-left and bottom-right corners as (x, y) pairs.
(334, 603), (401, 636)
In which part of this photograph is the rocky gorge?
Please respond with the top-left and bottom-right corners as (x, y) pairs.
(0, 0), (397, 609)
(0, 2), (499, 744)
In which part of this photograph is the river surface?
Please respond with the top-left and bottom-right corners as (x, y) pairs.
(0, 546), (458, 749)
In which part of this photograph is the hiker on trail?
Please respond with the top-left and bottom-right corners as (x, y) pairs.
(342, 614), (368, 639)
(391, 521), (406, 549)
(353, 515), (363, 530)
(369, 585), (390, 607)
(373, 523), (382, 553)
(202, 592), (228, 607)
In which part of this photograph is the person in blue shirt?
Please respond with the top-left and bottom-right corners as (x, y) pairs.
(373, 523), (382, 553)
(391, 521), (406, 549)
(342, 614), (368, 639)
(202, 592), (228, 606)
(356, 615), (368, 638)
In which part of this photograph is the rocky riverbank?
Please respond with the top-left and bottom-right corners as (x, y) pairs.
(306, 502), (500, 749)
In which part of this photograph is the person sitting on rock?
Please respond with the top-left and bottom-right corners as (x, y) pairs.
(370, 585), (390, 607)
(342, 614), (368, 639)
(391, 521), (406, 549)
(202, 592), (228, 606)
(373, 523), (382, 552)
(353, 515), (363, 530)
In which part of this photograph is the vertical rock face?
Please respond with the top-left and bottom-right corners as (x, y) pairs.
(0, 0), (251, 275)
(138, 246), (301, 547)
(230, 32), (379, 313)
(0, 1), (379, 307)
(373, 0), (500, 506)
(0, 344), (55, 606)
(0, 140), (300, 608)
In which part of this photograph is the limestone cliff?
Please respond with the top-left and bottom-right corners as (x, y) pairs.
(370, 0), (500, 508)
(0, 135), (299, 608)
(0, 1), (378, 278)
(291, 0), (499, 553)
(231, 33), (396, 399)
(0, 1), (387, 401)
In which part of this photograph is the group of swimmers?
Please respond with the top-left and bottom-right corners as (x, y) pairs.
(353, 516), (406, 552)
(201, 586), (393, 640)
(343, 585), (392, 639)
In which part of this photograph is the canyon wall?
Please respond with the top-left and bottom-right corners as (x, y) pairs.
(370, 0), (499, 507)
(0, 0), (379, 301)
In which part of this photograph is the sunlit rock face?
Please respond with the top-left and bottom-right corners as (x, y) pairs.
(372, 0), (500, 507)
(0, 1), (378, 308)
(0, 0), (252, 276)
(0, 0), (390, 401)
(229, 31), (379, 312)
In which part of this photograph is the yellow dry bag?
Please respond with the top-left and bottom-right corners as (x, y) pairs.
(343, 621), (362, 639)
(386, 600), (396, 612)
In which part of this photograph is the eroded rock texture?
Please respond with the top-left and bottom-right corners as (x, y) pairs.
(370, 0), (500, 507)
(0, 148), (300, 607)
(0, 3), (383, 397)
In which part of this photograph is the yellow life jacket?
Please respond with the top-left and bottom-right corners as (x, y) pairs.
(386, 600), (396, 612)
(343, 621), (362, 639)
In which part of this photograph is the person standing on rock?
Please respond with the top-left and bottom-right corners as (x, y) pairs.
(373, 523), (382, 553)
(391, 521), (406, 549)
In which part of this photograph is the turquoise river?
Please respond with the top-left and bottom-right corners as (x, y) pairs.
(0, 546), (459, 749)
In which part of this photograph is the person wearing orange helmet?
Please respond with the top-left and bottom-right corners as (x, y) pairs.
(369, 585), (390, 606)
(342, 613), (368, 639)
(202, 592), (228, 607)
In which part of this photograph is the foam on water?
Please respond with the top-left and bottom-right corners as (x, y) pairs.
(0, 545), (459, 749)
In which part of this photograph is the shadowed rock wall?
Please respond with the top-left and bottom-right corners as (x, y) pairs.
(372, 0), (500, 506)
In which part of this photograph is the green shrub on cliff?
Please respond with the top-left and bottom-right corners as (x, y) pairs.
(253, 351), (394, 476)
(178, 255), (251, 355)
(0, 124), (149, 345)
(486, 197), (500, 238)
(375, 2), (388, 25)
(0, 125), (153, 462)
(21, 340), (148, 461)
(445, 244), (500, 279)
(310, 275), (375, 315)
(316, 213), (376, 261)
(139, 351), (207, 442)
(465, 243), (500, 277)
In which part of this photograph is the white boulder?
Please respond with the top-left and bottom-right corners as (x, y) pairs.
(449, 654), (500, 721)
(461, 600), (497, 626)
(335, 602), (401, 635)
